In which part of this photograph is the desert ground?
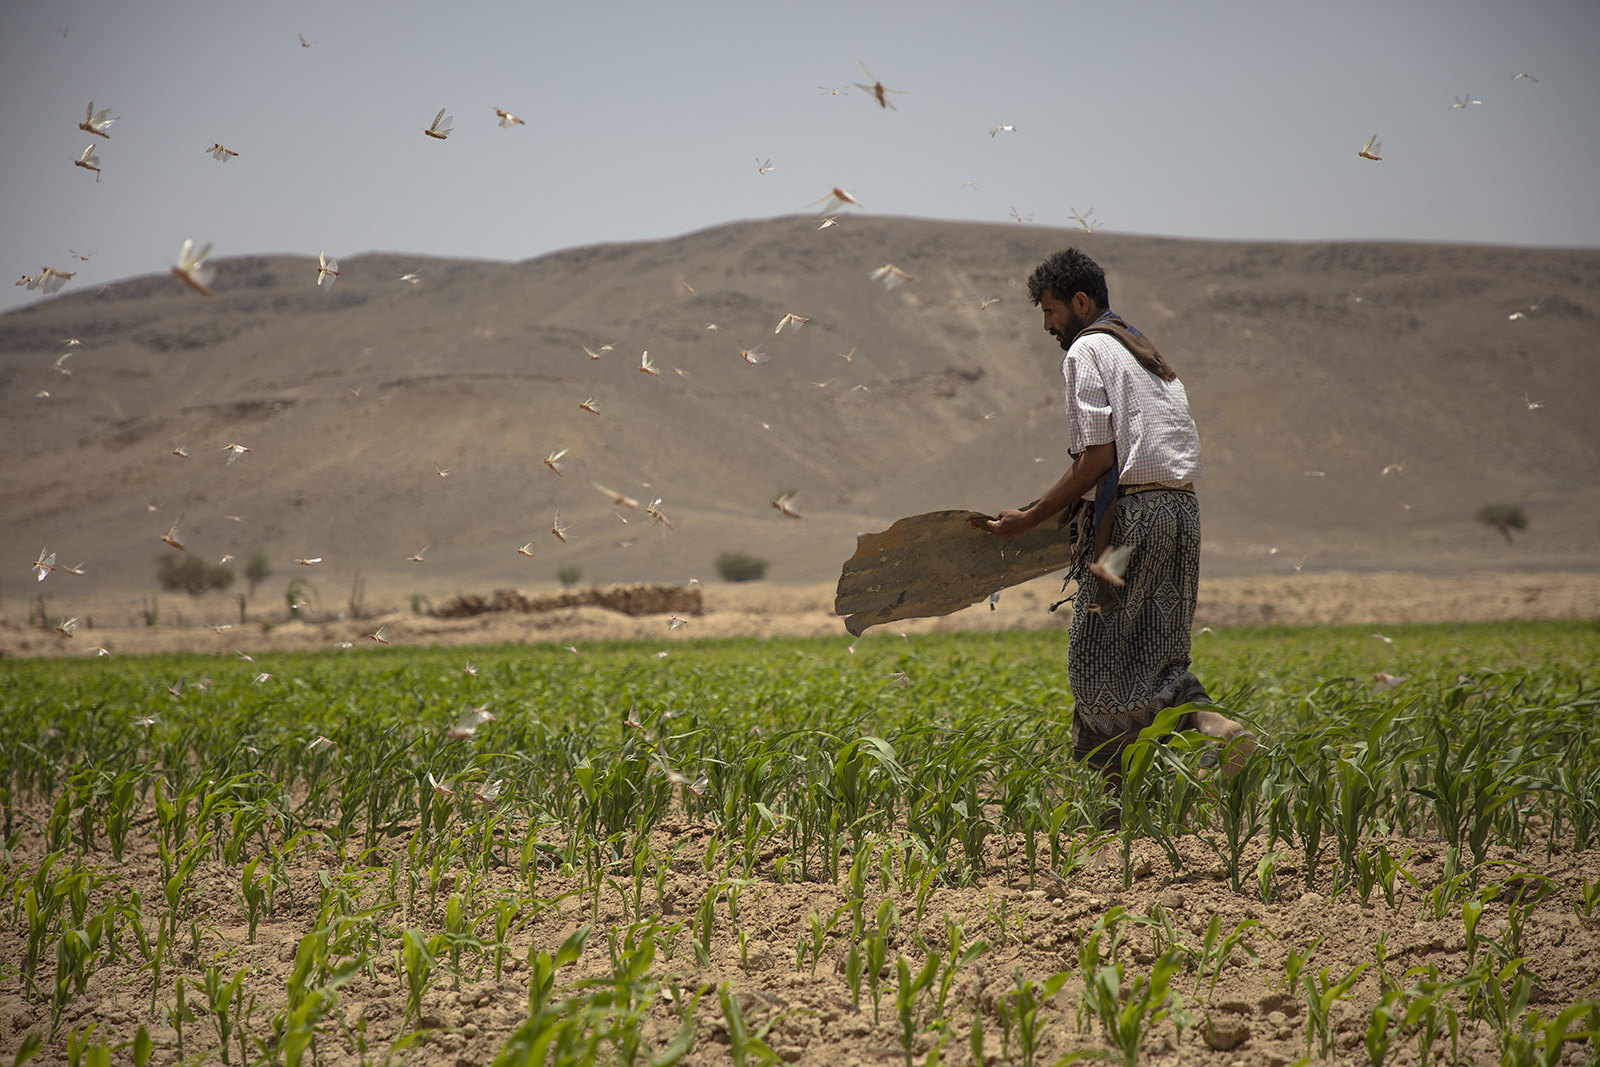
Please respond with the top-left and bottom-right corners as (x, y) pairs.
(5, 570), (1600, 659)
(4, 220), (1599, 611)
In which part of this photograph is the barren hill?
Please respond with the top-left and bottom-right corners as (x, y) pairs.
(3, 217), (1597, 614)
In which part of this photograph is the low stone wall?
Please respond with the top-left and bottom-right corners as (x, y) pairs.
(432, 583), (703, 620)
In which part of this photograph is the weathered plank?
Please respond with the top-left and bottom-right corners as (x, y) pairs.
(834, 508), (1079, 635)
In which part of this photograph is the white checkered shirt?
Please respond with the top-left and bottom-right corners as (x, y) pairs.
(1062, 331), (1201, 486)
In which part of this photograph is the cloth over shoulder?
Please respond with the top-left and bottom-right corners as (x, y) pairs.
(1064, 312), (1201, 487)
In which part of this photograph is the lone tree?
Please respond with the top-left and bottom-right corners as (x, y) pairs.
(1477, 504), (1528, 544)
(245, 550), (272, 598)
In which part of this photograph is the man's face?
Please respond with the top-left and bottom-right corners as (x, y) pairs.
(1039, 291), (1084, 351)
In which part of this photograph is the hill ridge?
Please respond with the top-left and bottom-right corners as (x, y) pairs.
(4, 216), (1597, 603)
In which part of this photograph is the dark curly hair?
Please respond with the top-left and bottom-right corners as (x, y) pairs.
(1026, 249), (1108, 308)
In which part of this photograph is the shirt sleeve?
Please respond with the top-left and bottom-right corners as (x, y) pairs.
(1063, 345), (1113, 454)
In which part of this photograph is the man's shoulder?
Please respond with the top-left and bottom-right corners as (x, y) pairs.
(1068, 329), (1135, 363)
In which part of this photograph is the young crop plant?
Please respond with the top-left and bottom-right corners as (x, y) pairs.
(1075, 951), (1190, 1067)
(3, 621), (1600, 1064)
(1498, 1001), (1600, 1067)
(718, 983), (784, 1067)
(862, 898), (897, 1023)
(201, 963), (251, 1065)
(1194, 729), (1271, 892)
(1413, 717), (1538, 868)
(1192, 914), (1265, 1001)
(1113, 704), (1200, 885)
(1303, 963), (1370, 1060)
(51, 927), (96, 1036)
(1575, 876), (1600, 918)
(1364, 988), (1403, 1067)
(400, 928), (437, 1028)
(894, 954), (943, 1065)
(934, 918), (989, 1021)
(1427, 847), (1474, 920)
(996, 970), (1063, 1067)
(801, 905), (848, 976)
(439, 892), (483, 990)
(1278, 936), (1323, 995)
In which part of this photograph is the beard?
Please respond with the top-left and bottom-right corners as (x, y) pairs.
(1049, 307), (1084, 350)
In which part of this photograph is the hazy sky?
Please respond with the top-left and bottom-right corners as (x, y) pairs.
(4, 0), (1597, 315)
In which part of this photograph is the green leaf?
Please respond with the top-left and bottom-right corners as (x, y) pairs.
(11, 1034), (42, 1067)
(132, 1026), (152, 1067)
(554, 926), (590, 968)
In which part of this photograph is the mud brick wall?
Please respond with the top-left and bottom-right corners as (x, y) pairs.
(433, 583), (702, 620)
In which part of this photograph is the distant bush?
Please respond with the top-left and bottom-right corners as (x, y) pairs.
(285, 578), (316, 618)
(716, 551), (768, 583)
(1477, 504), (1528, 544)
(557, 564), (583, 588)
(156, 555), (235, 596)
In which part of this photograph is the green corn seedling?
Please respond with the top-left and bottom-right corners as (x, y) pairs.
(1078, 952), (1189, 1067)
(1203, 731), (1269, 892)
(718, 983), (782, 1067)
(169, 974), (194, 1060)
(935, 919), (988, 1020)
(894, 954), (942, 1065)
(240, 856), (267, 942)
(1303, 963), (1369, 1059)
(400, 927), (435, 1026)
(1499, 1001), (1600, 1067)
(1007, 969), (1071, 1067)
(201, 964), (247, 1064)
(51, 928), (94, 1036)
(864, 898), (896, 1023)
(1364, 989), (1400, 1067)
(1280, 936), (1322, 994)
(1575, 876), (1600, 917)
(528, 926), (589, 1016)
(1195, 915), (1263, 1001)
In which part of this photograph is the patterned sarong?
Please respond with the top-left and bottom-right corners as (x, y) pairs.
(1069, 488), (1208, 766)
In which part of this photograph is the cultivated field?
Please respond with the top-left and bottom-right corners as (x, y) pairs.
(2, 621), (1598, 1066)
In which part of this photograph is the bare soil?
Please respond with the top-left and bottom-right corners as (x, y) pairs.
(1, 797), (1595, 1067)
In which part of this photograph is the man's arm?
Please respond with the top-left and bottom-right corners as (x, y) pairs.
(976, 441), (1116, 540)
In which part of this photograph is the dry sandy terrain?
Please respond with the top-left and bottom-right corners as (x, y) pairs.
(4, 219), (1598, 610)
(5, 570), (1599, 659)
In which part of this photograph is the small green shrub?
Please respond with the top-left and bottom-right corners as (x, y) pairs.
(155, 555), (235, 596)
(557, 565), (583, 588)
(716, 551), (768, 583)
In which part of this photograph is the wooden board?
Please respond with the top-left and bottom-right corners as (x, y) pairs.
(834, 509), (1080, 636)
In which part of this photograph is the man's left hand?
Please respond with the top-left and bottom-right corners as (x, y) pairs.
(973, 508), (1034, 540)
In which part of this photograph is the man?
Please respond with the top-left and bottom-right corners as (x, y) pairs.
(979, 248), (1251, 791)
